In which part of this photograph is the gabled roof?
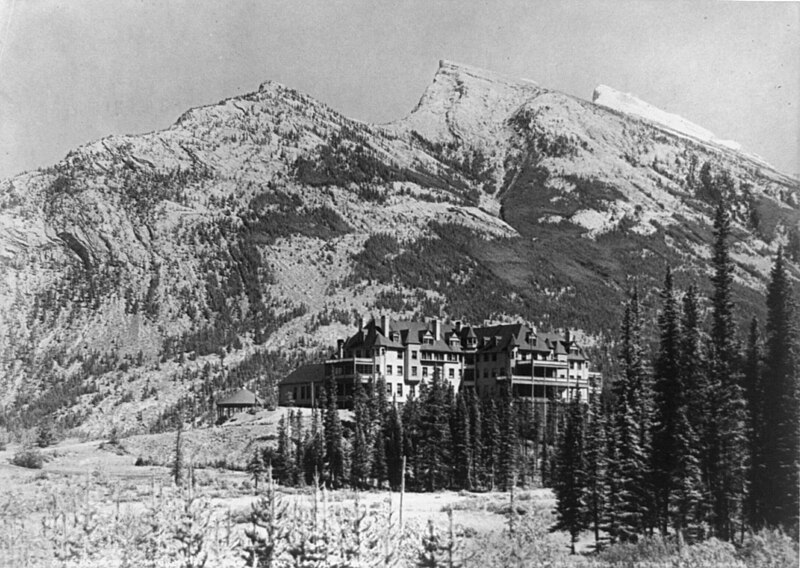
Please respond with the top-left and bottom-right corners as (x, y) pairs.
(281, 363), (325, 386)
(217, 388), (261, 407)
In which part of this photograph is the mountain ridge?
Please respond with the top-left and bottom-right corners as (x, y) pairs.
(0, 61), (798, 437)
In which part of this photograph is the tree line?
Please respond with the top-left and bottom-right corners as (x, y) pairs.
(248, 369), (574, 495)
(552, 201), (799, 552)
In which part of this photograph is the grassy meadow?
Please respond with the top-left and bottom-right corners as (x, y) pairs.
(0, 434), (796, 567)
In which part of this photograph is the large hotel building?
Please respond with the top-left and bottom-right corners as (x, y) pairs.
(280, 316), (600, 408)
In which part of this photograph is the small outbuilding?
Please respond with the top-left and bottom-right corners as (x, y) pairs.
(216, 388), (262, 420)
(279, 363), (325, 407)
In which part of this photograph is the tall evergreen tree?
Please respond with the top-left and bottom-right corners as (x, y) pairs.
(553, 390), (587, 554)
(652, 267), (682, 534)
(708, 201), (748, 541)
(482, 398), (500, 490)
(275, 413), (294, 485)
(608, 290), (653, 542)
(761, 248), (799, 533)
(452, 392), (472, 489)
(304, 405), (325, 484)
(498, 381), (518, 491)
(584, 374), (608, 547)
(172, 420), (184, 487)
(743, 317), (765, 529)
(418, 370), (452, 491)
(468, 390), (484, 489)
(323, 373), (345, 487)
(386, 400), (404, 489)
(402, 391), (422, 487)
(679, 284), (711, 531)
(351, 379), (372, 488)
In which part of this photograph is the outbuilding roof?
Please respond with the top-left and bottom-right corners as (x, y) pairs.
(281, 363), (325, 386)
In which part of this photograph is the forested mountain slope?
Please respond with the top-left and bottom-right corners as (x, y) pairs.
(1, 60), (797, 436)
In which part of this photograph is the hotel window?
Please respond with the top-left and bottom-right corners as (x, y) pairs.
(412, 351), (418, 360)
(483, 369), (488, 378)
(398, 365), (403, 375)
(410, 384), (416, 397)
(492, 353), (497, 361)
(387, 365), (393, 375)
(448, 368), (454, 378)
(386, 382), (392, 395)
(422, 367), (428, 377)
(397, 383), (403, 396)
(412, 367), (417, 377)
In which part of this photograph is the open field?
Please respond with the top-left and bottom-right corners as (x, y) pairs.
(1, 436), (796, 567)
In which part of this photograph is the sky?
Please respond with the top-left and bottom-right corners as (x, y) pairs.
(0, 0), (798, 180)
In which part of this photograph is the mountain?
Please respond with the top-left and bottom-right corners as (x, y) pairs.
(1, 60), (798, 436)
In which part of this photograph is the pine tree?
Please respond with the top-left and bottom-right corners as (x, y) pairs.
(275, 414), (294, 485)
(386, 400), (404, 489)
(669, 287), (705, 542)
(743, 317), (765, 529)
(584, 374), (608, 547)
(482, 398), (500, 490)
(608, 290), (653, 542)
(402, 391), (421, 488)
(418, 370), (453, 491)
(497, 381), (518, 492)
(351, 379), (372, 488)
(323, 373), (345, 487)
(371, 376), (389, 487)
(304, 405), (325, 485)
(553, 390), (587, 554)
(172, 420), (185, 487)
(468, 390), (484, 489)
(451, 392), (472, 489)
(247, 447), (265, 491)
(761, 248), (799, 532)
(708, 201), (748, 541)
(651, 267), (682, 534)
(679, 284), (711, 532)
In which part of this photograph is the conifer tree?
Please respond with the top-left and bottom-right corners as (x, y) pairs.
(553, 390), (587, 554)
(386, 400), (404, 489)
(468, 390), (484, 489)
(275, 414), (294, 485)
(247, 447), (265, 491)
(608, 290), (653, 541)
(323, 373), (345, 487)
(652, 267), (682, 534)
(743, 317), (765, 529)
(583, 374), (608, 546)
(669, 288), (704, 542)
(402, 391), (421, 487)
(172, 420), (184, 487)
(292, 410), (305, 486)
(498, 381), (518, 491)
(708, 201), (748, 541)
(418, 370), (452, 491)
(452, 392), (472, 489)
(679, 284), (711, 530)
(304, 404), (325, 485)
(761, 248), (799, 532)
(351, 380), (372, 488)
(482, 398), (500, 490)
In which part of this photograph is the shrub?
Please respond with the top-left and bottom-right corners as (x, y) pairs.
(11, 448), (44, 469)
(738, 529), (800, 568)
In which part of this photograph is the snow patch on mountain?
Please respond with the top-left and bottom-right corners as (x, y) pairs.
(591, 85), (763, 162)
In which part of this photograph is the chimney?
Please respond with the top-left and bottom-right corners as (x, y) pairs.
(433, 318), (442, 341)
(454, 320), (462, 332)
(380, 315), (390, 335)
(337, 339), (344, 358)
(565, 329), (572, 346)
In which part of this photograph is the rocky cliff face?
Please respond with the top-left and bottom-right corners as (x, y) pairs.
(1, 61), (798, 436)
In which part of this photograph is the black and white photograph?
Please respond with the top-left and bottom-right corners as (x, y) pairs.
(0, 1), (798, 566)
